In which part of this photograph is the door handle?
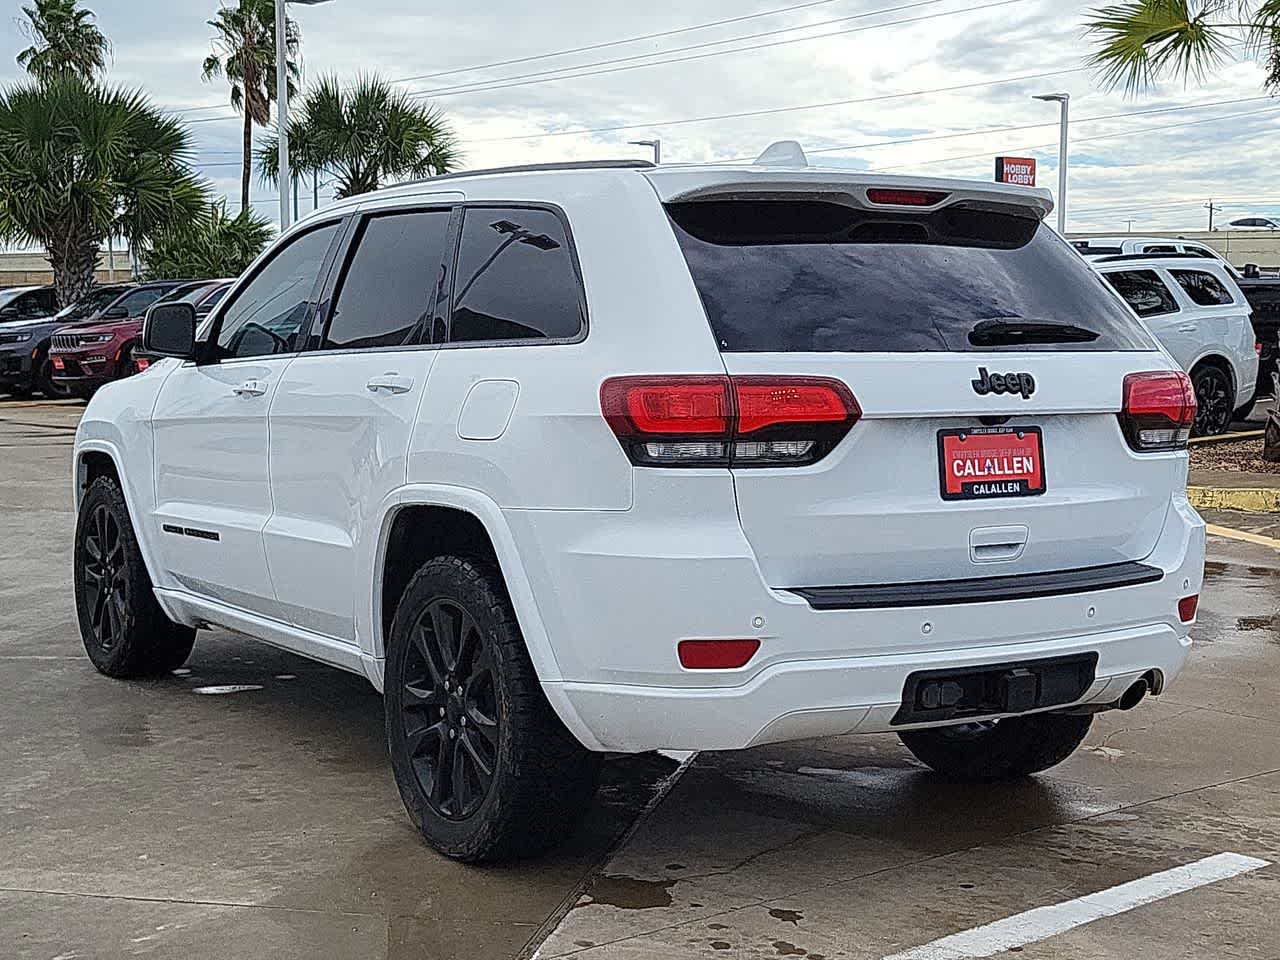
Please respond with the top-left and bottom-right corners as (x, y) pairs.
(1177, 324), (1197, 333)
(366, 373), (414, 395)
(232, 379), (267, 397)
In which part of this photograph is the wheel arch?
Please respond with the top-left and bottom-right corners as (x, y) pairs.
(371, 486), (563, 681)
(368, 486), (603, 750)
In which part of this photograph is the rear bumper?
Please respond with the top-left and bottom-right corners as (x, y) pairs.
(517, 489), (1205, 753)
(547, 622), (1189, 750)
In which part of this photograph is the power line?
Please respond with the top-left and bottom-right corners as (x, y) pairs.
(402, 0), (1023, 101)
(389, 0), (856, 86)
(469, 66), (1086, 144)
(868, 102), (1280, 172)
(160, 0), (951, 121)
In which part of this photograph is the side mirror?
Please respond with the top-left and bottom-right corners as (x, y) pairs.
(142, 302), (197, 360)
(0, 307), (17, 321)
(102, 304), (129, 320)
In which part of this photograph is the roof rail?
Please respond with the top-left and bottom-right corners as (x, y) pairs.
(1092, 252), (1215, 264)
(406, 159), (656, 187)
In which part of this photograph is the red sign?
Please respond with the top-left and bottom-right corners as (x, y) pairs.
(995, 156), (1037, 186)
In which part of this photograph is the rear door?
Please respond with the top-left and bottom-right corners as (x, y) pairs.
(264, 207), (452, 643)
(665, 194), (1176, 589)
(1102, 268), (1197, 371)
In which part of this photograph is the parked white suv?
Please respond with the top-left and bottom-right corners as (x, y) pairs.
(72, 157), (1205, 862)
(1092, 254), (1259, 434)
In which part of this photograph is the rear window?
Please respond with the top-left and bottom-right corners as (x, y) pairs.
(666, 199), (1154, 352)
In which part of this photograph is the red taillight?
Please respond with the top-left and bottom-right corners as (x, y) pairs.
(1120, 371), (1196, 452)
(135, 357), (150, 372)
(1257, 341), (1264, 356)
(865, 188), (948, 207)
(1178, 594), (1199, 622)
(678, 638), (760, 669)
(600, 375), (860, 467)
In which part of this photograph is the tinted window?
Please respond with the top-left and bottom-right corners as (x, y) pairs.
(325, 210), (451, 350)
(450, 207), (584, 343)
(1142, 245), (1177, 254)
(1103, 270), (1180, 317)
(667, 199), (1154, 352)
(57, 287), (127, 321)
(114, 287), (169, 317)
(199, 285), (230, 311)
(1171, 269), (1235, 306)
(214, 223), (339, 360)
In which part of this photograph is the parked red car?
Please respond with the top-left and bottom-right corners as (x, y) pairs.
(49, 280), (197, 397)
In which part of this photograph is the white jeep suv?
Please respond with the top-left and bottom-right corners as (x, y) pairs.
(72, 157), (1205, 862)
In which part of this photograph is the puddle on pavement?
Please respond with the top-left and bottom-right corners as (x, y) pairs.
(581, 874), (676, 910)
(1237, 615), (1277, 632)
(768, 909), (804, 925)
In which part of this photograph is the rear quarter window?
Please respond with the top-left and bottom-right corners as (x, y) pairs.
(1102, 270), (1180, 317)
(666, 199), (1154, 353)
(1170, 269), (1235, 307)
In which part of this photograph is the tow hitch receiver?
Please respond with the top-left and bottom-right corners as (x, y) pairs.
(892, 653), (1098, 725)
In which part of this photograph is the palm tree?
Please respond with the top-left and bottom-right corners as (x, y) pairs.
(146, 202), (273, 279)
(258, 74), (459, 199)
(0, 77), (208, 306)
(16, 0), (109, 84)
(202, 0), (300, 213)
(1085, 0), (1280, 93)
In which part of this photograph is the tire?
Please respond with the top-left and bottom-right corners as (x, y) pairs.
(74, 475), (196, 678)
(5, 383), (32, 399)
(384, 555), (600, 863)
(1191, 363), (1234, 436)
(898, 712), (1093, 782)
(37, 357), (68, 398)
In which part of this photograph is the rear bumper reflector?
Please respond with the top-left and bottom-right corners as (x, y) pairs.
(790, 561), (1164, 611)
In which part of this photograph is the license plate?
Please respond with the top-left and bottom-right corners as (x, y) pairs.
(937, 427), (1045, 501)
(51, 356), (64, 370)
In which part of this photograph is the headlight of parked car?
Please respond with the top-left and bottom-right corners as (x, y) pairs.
(78, 334), (114, 344)
(0, 332), (32, 344)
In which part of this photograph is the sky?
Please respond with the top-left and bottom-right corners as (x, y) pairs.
(4, 0), (1280, 236)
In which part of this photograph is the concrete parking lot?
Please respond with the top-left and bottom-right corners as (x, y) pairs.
(3, 398), (1279, 959)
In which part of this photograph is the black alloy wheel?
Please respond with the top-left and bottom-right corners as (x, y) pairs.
(81, 502), (129, 653)
(400, 598), (500, 821)
(1192, 365), (1233, 436)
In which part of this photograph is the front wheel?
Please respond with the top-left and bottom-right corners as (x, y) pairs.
(74, 476), (195, 677)
(898, 712), (1092, 781)
(1192, 364), (1234, 436)
(385, 555), (600, 862)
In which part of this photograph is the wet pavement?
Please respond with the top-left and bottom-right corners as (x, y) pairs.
(3, 399), (1280, 959)
(0, 403), (675, 960)
(536, 530), (1280, 959)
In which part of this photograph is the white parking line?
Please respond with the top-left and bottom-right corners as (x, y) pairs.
(883, 852), (1270, 960)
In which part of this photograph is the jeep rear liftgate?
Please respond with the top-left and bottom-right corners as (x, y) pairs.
(664, 194), (1185, 593)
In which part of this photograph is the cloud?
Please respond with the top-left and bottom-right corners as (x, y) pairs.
(0, 0), (1274, 234)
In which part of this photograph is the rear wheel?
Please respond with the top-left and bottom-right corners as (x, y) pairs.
(1192, 363), (1234, 436)
(74, 476), (195, 677)
(898, 712), (1092, 781)
(385, 555), (600, 862)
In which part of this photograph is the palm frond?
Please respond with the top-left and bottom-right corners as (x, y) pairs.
(1085, 0), (1238, 93)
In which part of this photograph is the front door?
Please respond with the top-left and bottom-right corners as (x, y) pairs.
(150, 219), (343, 616)
(265, 207), (452, 643)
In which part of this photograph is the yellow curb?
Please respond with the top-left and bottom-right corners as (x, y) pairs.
(1206, 523), (1280, 550)
(1188, 486), (1280, 513)
(1188, 429), (1265, 446)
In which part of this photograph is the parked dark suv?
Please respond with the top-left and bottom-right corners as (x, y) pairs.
(0, 285), (84, 398)
(49, 280), (193, 397)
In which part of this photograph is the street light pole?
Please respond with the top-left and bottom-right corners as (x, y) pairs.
(629, 139), (661, 164)
(275, 0), (290, 232)
(1034, 93), (1069, 234)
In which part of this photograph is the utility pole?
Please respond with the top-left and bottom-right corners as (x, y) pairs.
(1124, 219), (1135, 234)
(1205, 200), (1221, 231)
(313, 171), (319, 212)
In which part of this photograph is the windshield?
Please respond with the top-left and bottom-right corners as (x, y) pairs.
(0, 288), (31, 309)
(667, 199), (1156, 353)
(55, 287), (127, 321)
